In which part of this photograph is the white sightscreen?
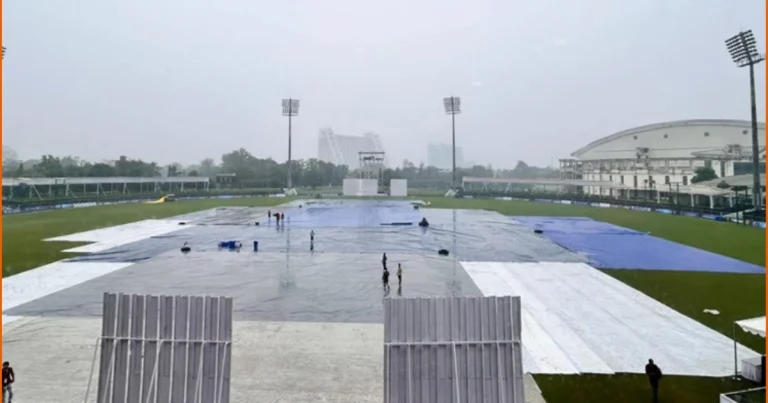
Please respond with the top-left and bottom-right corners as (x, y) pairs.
(343, 179), (359, 196)
(390, 179), (407, 197)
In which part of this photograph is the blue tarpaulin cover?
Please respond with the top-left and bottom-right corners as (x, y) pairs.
(512, 216), (764, 273)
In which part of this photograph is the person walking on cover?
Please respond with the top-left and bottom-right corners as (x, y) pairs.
(310, 230), (315, 251)
(397, 263), (403, 285)
(645, 359), (662, 403)
(3, 361), (15, 403)
(382, 268), (390, 291)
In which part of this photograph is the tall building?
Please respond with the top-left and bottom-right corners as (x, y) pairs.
(427, 143), (463, 170)
(318, 128), (387, 170)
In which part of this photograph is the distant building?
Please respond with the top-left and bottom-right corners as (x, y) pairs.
(561, 119), (766, 207)
(427, 143), (463, 170)
(318, 128), (387, 169)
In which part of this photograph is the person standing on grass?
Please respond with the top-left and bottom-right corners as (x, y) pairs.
(645, 359), (662, 403)
(310, 230), (315, 251)
(3, 361), (15, 403)
(382, 253), (388, 270)
(397, 263), (403, 285)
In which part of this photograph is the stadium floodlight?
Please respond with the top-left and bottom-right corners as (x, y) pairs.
(725, 30), (765, 208)
(282, 98), (300, 116)
(443, 96), (461, 190)
(2, 47), (6, 59)
(443, 96), (461, 115)
(281, 98), (300, 189)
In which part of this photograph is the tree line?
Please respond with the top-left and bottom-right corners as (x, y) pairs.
(2, 146), (558, 189)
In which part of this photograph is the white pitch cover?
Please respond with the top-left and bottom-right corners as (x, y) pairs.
(460, 261), (760, 376)
(46, 219), (188, 253)
(3, 261), (134, 324)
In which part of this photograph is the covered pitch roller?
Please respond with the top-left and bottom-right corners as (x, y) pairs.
(218, 240), (242, 250)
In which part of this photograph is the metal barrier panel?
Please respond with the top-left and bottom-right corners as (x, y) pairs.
(95, 292), (233, 403)
(384, 296), (525, 403)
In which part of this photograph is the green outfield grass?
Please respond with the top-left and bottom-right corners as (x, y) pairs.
(535, 373), (758, 403)
(2, 196), (765, 403)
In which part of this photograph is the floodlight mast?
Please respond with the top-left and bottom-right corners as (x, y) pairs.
(726, 30), (765, 208)
(281, 98), (300, 189)
(443, 96), (461, 190)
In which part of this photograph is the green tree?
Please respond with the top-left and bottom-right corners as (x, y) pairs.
(86, 163), (116, 177)
(33, 155), (65, 177)
(199, 158), (218, 176)
(691, 167), (718, 184)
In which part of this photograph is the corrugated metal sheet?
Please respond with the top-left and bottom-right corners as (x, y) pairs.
(94, 292), (233, 403)
(384, 296), (525, 403)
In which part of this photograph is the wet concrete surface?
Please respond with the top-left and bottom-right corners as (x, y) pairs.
(5, 315), (547, 403)
(4, 316), (386, 403)
(7, 252), (482, 323)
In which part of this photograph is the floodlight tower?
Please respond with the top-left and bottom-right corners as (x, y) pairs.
(281, 98), (300, 190)
(443, 96), (461, 190)
(726, 30), (765, 208)
(2, 47), (6, 59)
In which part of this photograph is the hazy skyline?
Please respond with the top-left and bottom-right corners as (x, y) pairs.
(3, 0), (766, 169)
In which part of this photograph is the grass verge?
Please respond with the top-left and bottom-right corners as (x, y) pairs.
(535, 374), (757, 403)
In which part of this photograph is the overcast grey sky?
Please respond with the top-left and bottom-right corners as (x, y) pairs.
(3, 0), (766, 168)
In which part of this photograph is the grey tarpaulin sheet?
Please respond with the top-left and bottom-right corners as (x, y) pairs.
(67, 204), (585, 264)
(7, 252), (483, 323)
(18, 201), (582, 323)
